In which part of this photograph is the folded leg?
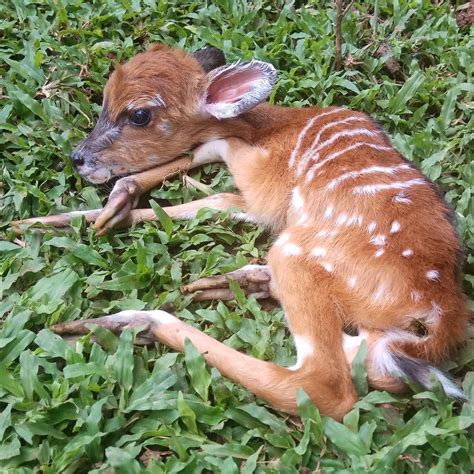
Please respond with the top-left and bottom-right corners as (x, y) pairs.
(181, 264), (272, 301)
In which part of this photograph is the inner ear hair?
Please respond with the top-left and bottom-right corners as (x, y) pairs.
(193, 47), (226, 73)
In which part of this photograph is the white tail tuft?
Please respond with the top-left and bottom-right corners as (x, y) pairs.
(372, 331), (466, 400)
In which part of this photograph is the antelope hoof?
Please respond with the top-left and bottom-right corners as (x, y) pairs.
(181, 264), (272, 301)
(93, 177), (140, 235)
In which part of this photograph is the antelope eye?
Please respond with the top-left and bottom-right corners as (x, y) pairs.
(130, 109), (151, 126)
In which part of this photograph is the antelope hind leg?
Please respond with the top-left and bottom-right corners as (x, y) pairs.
(181, 264), (272, 301)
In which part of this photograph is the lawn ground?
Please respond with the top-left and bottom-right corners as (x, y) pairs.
(0, 1), (473, 472)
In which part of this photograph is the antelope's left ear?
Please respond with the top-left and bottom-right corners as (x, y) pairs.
(202, 61), (277, 119)
(193, 47), (226, 73)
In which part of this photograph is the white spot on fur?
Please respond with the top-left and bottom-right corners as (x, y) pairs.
(370, 234), (386, 246)
(311, 247), (327, 257)
(344, 214), (363, 227)
(352, 178), (426, 196)
(274, 233), (290, 247)
(291, 186), (304, 211)
(321, 262), (334, 272)
(289, 335), (315, 370)
(324, 205), (334, 219)
(282, 242), (302, 256)
(297, 212), (310, 225)
(375, 249), (385, 258)
(367, 221), (377, 234)
(393, 192), (412, 204)
(390, 221), (401, 234)
(347, 276), (357, 288)
(426, 270), (440, 281)
(402, 248), (413, 257)
(424, 301), (442, 324)
(372, 283), (387, 303)
(410, 290), (422, 303)
(335, 213), (349, 226)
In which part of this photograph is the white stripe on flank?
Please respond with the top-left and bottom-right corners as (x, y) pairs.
(326, 164), (411, 190)
(297, 116), (362, 175)
(291, 186), (304, 211)
(289, 109), (343, 168)
(306, 141), (392, 182)
(352, 178), (426, 196)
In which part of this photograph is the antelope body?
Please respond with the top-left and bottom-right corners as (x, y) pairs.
(53, 44), (469, 419)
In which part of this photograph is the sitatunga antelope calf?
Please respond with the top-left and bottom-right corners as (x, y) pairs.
(20, 44), (469, 419)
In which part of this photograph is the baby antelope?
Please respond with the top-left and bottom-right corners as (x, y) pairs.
(50, 44), (469, 419)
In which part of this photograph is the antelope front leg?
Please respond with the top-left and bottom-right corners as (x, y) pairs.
(93, 142), (229, 234)
(93, 155), (194, 235)
(181, 264), (272, 301)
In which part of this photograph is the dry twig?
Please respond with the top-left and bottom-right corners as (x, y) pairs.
(334, 0), (354, 70)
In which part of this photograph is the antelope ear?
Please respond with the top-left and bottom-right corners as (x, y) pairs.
(202, 61), (277, 119)
(193, 47), (226, 73)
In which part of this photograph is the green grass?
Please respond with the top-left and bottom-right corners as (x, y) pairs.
(1, 0), (473, 472)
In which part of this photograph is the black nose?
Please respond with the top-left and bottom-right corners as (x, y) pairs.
(70, 150), (85, 169)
